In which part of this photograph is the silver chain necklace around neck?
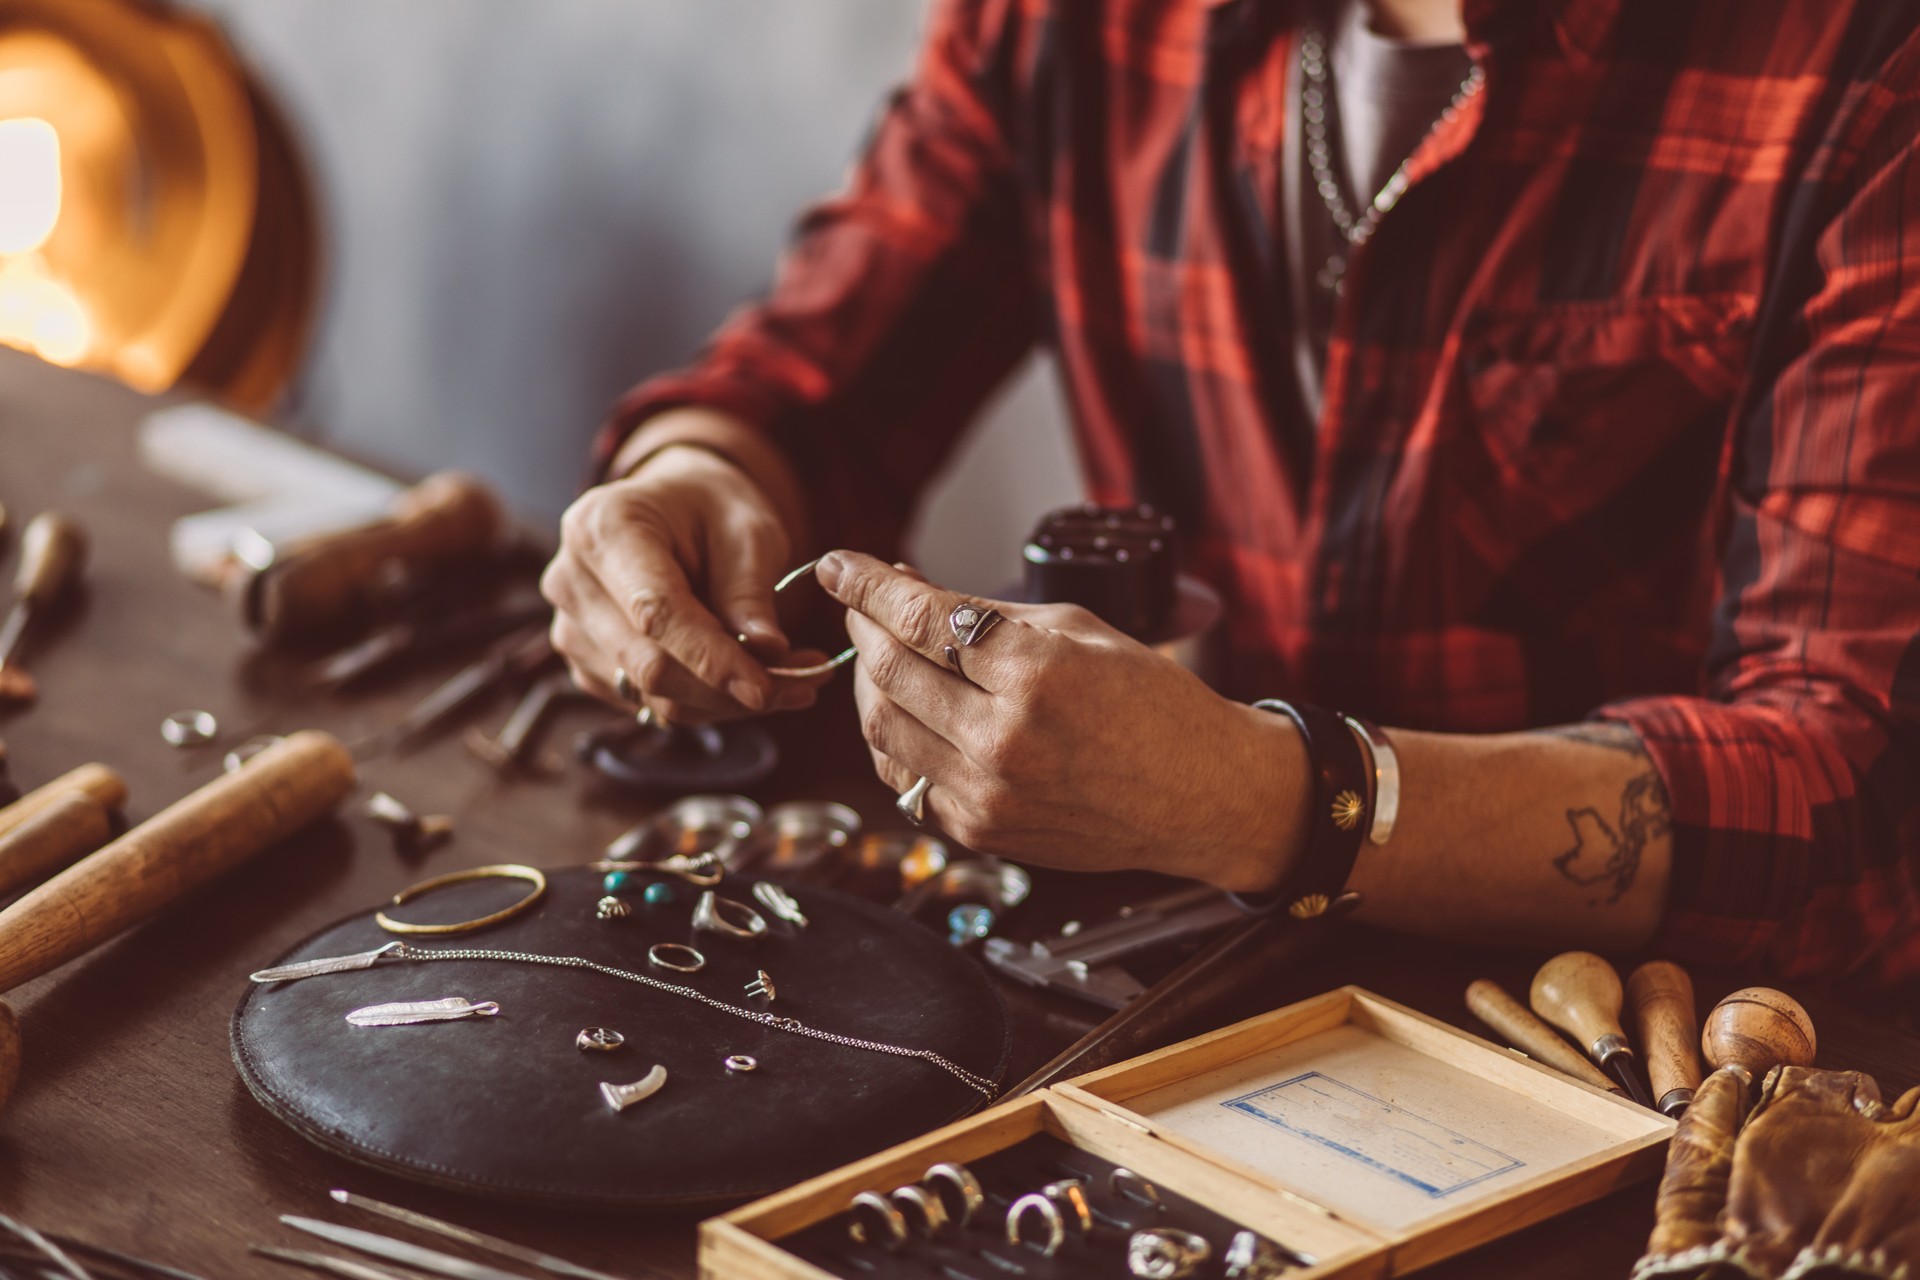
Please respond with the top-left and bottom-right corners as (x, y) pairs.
(1300, 24), (1483, 294)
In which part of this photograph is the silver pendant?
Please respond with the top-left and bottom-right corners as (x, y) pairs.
(600, 1064), (668, 1112)
(345, 997), (501, 1027)
(251, 943), (404, 984)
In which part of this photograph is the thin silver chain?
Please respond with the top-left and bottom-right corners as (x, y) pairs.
(1300, 25), (1483, 291)
(393, 944), (997, 1098)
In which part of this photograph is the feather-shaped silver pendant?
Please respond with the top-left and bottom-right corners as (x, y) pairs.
(250, 943), (405, 984)
(344, 997), (501, 1027)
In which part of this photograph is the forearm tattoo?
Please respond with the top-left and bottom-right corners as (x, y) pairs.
(1537, 723), (1672, 904)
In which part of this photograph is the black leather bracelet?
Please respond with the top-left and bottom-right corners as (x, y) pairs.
(1228, 700), (1371, 918)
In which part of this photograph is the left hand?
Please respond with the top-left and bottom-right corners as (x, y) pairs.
(815, 551), (1308, 890)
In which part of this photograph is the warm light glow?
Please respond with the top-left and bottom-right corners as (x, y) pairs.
(0, 256), (92, 366)
(0, 117), (61, 255)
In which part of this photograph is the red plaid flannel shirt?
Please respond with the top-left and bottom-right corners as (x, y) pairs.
(599, 0), (1920, 981)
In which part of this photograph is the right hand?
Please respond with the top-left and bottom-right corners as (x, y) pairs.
(541, 443), (823, 724)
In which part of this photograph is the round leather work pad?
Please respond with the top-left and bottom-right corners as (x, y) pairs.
(232, 869), (1010, 1210)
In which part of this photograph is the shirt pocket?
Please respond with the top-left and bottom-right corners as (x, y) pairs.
(1460, 292), (1757, 510)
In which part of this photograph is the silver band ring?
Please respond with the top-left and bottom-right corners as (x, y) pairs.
(889, 1184), (951, 1239)
(923, 1162), (985, 1229)
(614, 666), (639, 705)
(1128, 1228), (1212, 1279)
(1042, 1179), (1095, 1235)
(692, 890), (769, 938)
(1110, 1166), (1162, 1211)
(647, 942), (706, 973)
(161, 709), (219, 747)
(1006, 1193), (1066, 1257)
(898, 775), (931, 827)
(848, 1190), (908, 1250)
(767, 559), (859, 679)
(723, 1054), (758, 1073)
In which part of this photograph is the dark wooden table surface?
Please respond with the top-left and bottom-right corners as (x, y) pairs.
(2, 349), (1915, 1280)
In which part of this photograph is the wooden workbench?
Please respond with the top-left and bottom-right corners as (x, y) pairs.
(1, 349), (1914, 1279)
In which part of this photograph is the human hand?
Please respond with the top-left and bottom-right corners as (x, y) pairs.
(817, 551), (1308, 889)
(541, 444), (827, 724)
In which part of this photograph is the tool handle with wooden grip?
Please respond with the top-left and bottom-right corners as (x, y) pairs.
(1628, 960), (1703, 1115)
(0, 763), (128, 841)
(0, 731), (355, 993)
(12, 513), (87, 605)
(0, 791), (111, 896)
(1702, 987), (1817, 1081)
(248, 473), (503, 642)
(1530, 950), (1632, 1061)
(1467, 979), (1623, 1093)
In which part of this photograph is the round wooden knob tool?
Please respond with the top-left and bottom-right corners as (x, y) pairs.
(1627, 960), (1703, 1116)
(0, 730), (355, 993)
(0, 790), (112, 897)
(1702, 987), (1816, 1083)
(1530, 951), (1653, 1107)
(0, 512), (89, 704)
(1467, 979), (1623, 1094)
(0, 763), (128, 842)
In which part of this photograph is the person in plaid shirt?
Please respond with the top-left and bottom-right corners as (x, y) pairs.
(541, 0), (1920, 980)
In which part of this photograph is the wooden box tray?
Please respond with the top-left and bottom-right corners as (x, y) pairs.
(701, 986), (1675, 1278)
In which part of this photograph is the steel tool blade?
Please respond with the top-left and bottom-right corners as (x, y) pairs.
(331, 1191), (643, 1280)
(279, 1217), (535, 1280)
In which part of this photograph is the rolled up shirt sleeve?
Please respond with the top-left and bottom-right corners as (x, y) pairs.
(1599, 51), (1920, 980)
(594, 0), (1038, 555)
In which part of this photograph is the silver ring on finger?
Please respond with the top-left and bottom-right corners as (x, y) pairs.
(898, 775), (931, 827)
(614, 666), (639, 705)
(949, 602), (1005, 648)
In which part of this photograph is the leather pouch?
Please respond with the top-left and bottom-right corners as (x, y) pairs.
(233, 869), (1010, 1210)
(1635, 1066), (1920, 1280)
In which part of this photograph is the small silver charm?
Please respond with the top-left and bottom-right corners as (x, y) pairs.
(724, 1054), (758, 1073)
(744, 970), (776, 1002)
(251, 943), (404, 984)
(576, 1027), (625, 1052)
(751, 881), (808, 928)
(345, 997), (500, 1027)
(596, 895), (631, 921)
(600, 1064), (667, 1112)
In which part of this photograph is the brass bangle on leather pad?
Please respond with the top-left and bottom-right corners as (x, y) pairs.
(375, 864), (547, 935)
(233, 868), (1010, 1209)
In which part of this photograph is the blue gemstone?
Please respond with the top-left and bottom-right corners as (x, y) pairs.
(643, 881), (675, 906)
(602, 871), (631, 894)
(947, 903), (994, 945)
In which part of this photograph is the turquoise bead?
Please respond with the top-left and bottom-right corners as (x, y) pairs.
(602, 870), (631, 894)
(643, 881), (675, 906)
(947, 903), (995, 945)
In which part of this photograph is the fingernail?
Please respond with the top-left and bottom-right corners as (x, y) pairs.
(729, 678), (768, 711)
(815, 552), (846, 592)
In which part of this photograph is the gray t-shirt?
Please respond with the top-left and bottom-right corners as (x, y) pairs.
(1284, 1), (1473, 429)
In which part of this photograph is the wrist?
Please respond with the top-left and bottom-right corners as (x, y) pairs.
(1215, 699), (1313, 893)
(608, 407), (811, 549)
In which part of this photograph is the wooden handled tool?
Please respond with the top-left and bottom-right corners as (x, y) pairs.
(1627, 960), (1704, 1116)
(1466, 979), (1623, 1094)
(0, 730), (354, 993)
(0, 762), (127, 842)
(0, 790), (112, 897)
(0, 512), (89, 704)
(1702, 987), (1817, 1082)
(1531, 951), (1653, 1107)
(235, 472), (504, 644)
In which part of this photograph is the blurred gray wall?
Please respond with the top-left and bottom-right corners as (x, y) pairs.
(186, 0), (1080, 593)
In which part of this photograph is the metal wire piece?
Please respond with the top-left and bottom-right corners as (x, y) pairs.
(766, 559), (858, 679)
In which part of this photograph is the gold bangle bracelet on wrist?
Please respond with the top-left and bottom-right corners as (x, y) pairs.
(375, 864), (548, 936)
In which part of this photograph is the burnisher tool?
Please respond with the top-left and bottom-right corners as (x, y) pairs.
(1530, 950), (1654, 1107)
(0, 513), (88, 705)
(1627, 960), (1705, 1116)
(1466, 978), (1625, 1095)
